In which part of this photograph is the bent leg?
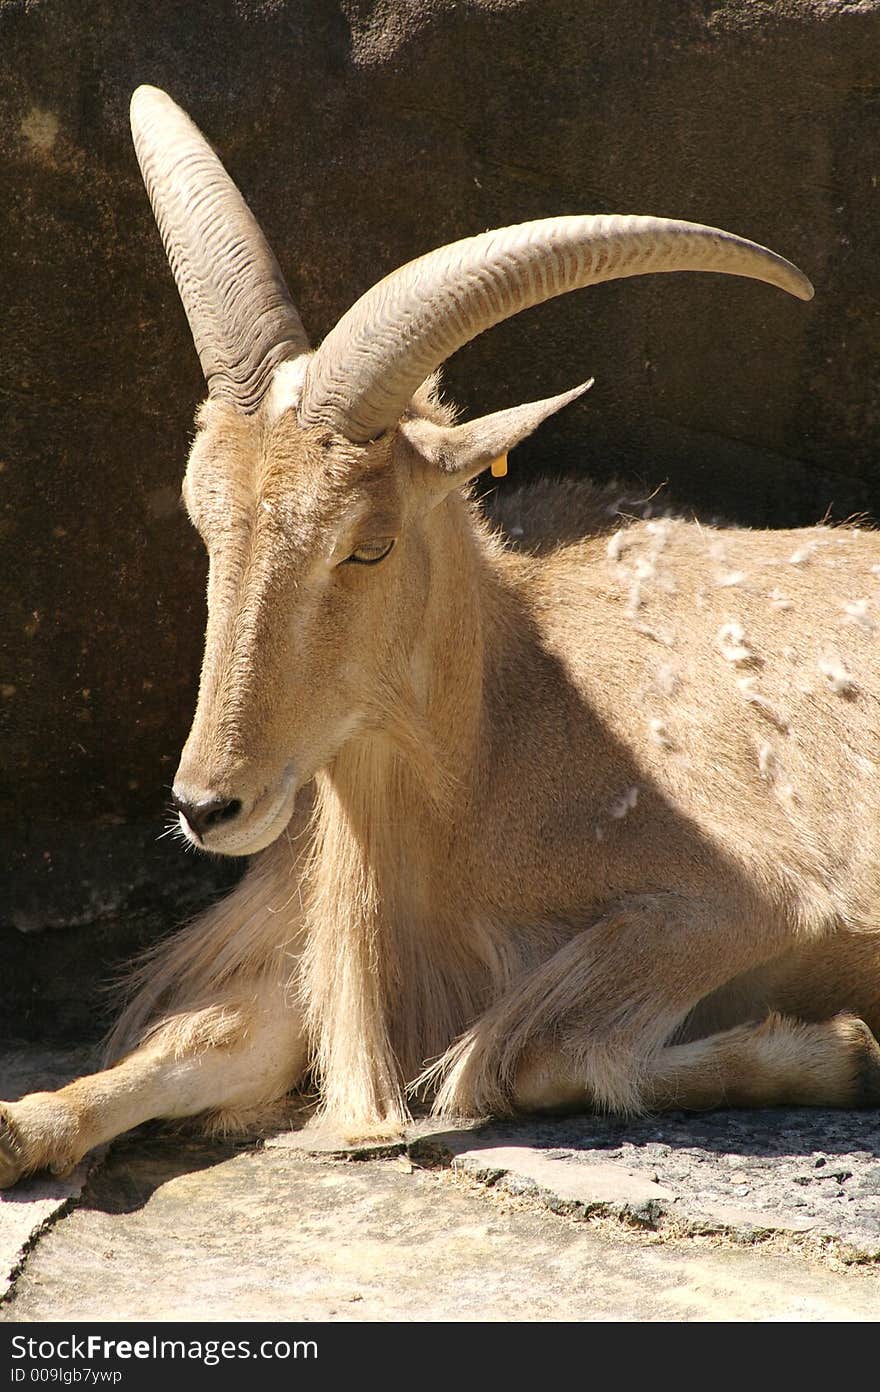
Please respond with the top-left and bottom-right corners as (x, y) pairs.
(512, 1013), (880, 1114)
(0, 835), (309, 1187)
(645, 1013), (880, 1110)
(429, 892), (794, 1117)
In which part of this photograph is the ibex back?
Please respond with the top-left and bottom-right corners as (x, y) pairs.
(2, 87), (878, 1187)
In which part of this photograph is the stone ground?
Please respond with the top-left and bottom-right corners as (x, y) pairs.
(1, 1046), (879, 1322)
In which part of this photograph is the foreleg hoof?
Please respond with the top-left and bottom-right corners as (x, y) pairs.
(850, 1017), (880, 1106)
(0, 1093), (84, 1189)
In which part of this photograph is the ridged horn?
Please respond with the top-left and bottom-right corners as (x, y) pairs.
(301, 214), (813, 442)
(130, 85), (310, 414)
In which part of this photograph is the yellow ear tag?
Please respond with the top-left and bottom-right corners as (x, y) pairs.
(490, 453), (508, 479)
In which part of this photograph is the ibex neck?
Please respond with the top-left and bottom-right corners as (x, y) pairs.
(305, 495), (499, 1101)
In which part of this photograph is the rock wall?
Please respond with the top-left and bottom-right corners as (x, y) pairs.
(3, 0), (879, 1030)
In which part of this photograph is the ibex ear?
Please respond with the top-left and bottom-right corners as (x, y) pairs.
(398, 379), (593, 492)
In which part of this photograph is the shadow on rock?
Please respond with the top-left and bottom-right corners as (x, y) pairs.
(81, 1130), (250, 1215)
(414, 1106), (880, 1166)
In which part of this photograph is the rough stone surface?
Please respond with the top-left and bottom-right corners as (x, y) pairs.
(421, 1111), (880, 1260)
(0, 1047), (100, 1298)
(0, 1164), (93, 1303)
(266, 1106), (880, 1259)
(4, 1), (880, 979)
(5, 1134), (880, 1322)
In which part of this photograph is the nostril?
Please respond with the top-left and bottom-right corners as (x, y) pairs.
(171, 793), (242, 839)
(203, 798), (242, 829)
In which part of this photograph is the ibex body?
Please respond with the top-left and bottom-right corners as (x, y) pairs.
(3, 88), (879, 1187)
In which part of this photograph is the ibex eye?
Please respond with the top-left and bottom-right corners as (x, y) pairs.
(343, 539), (396, 566)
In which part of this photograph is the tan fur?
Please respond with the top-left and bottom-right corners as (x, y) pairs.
(4, 379), (880, 1186)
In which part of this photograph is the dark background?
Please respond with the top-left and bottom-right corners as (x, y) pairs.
(3, 0), (879, 1039)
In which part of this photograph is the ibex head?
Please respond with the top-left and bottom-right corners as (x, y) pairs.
(131, 86), (813, 856)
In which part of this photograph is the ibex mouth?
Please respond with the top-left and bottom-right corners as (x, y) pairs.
(179, 766), (298, 858)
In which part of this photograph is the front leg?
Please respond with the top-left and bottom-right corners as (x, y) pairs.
(1, 840), (309, 1188)
(0, 983), (306, 1187)
(429, 892), (792, 1118)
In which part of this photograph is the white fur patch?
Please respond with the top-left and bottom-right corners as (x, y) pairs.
(757, 741), (775, 778)
(656, 662), (679, 696)
(265, 356), (312, 424)
(842, 599), (875, 633)
(717, 622), (756, 665)
(648, 717), (673, 748)
(789, 542), (817, 566)
(606, 530), (626, 563)
(818, 653), (858, 696)
(609, 786), (639, 819)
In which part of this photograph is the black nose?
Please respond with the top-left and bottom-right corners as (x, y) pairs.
(172, 793), (242, 840)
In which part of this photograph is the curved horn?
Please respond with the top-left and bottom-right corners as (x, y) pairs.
(130, 86), (309, 414)
(301, 215), (813, 442)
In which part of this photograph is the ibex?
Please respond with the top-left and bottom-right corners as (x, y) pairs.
(3, 86), (879, 1188)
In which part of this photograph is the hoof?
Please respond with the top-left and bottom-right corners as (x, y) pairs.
(0, 1109), (25, 1189)
(852, 1021), (880, 1106)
